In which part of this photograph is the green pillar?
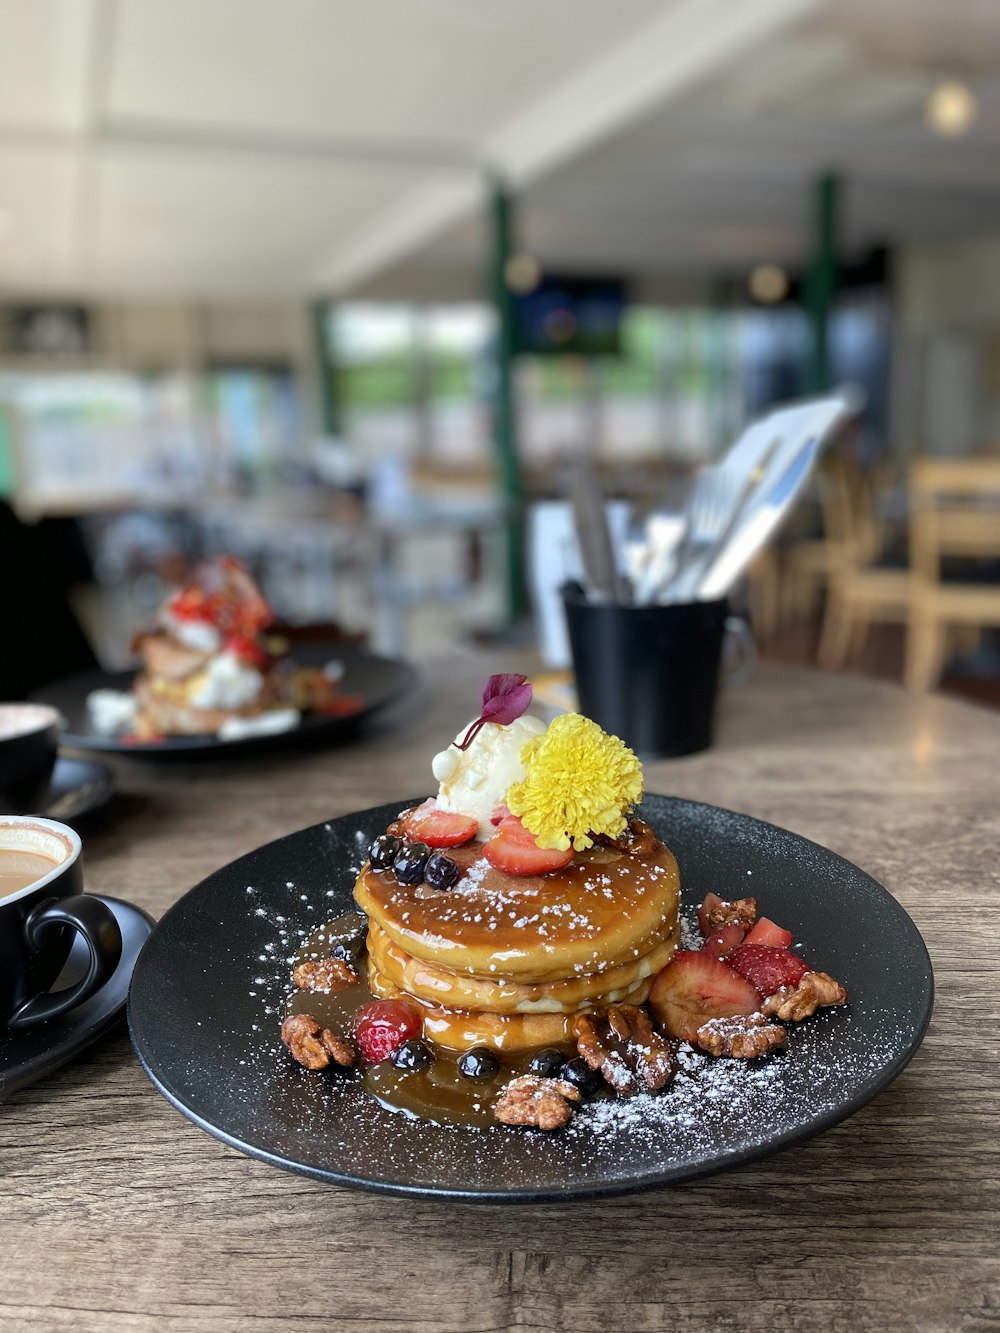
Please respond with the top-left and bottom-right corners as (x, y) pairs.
(804, 173), (839, 394)
(489, 176), (526, 621)
(311, 299), (340, 436)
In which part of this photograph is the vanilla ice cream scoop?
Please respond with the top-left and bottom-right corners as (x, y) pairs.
(432, 714), (546, 839)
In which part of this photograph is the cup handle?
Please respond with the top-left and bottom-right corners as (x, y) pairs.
(8, 895), (123, 1029)
(722, 615), (757, 687)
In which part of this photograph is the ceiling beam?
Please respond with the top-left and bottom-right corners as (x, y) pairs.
(313, 0), (826, 294)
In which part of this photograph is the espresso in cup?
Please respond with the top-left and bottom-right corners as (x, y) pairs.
(0, 817), (122, 1029)
(0, 703), (61, 814)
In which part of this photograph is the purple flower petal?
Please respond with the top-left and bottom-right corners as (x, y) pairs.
(480, 677), (533, 727)
(455, 674), (533, 749)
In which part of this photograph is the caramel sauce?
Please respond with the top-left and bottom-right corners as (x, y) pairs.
(285, 913), (582, 1129)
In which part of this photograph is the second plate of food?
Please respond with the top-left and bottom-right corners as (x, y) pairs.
(128, 794), (933, 1201)
(32, 646), (416, 759)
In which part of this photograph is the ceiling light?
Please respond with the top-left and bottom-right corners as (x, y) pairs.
(748, 263), (789, 304)
(925, 79), (977, 137)
(504, 253), (541, 294)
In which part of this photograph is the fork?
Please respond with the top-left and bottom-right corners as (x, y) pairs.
(654, 466), (745, 603)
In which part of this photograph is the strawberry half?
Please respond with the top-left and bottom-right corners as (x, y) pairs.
(482, 816), (573, 876)
(649, 950), (761, 1042)
(401, 799), (478, 848)
(701, 923), (745, 960)
(729, 945), (809, 997)
(743, 917), (793, 950)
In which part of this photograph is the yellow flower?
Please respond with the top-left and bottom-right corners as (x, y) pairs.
(505, 713), (643, 851)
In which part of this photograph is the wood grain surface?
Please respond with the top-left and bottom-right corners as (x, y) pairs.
(1, 659), (996, 1333)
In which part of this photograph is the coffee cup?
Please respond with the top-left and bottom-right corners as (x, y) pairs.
(0, 703), (61, 814)
(0, 816), (122, 1030)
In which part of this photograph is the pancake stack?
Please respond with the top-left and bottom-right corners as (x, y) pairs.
(354, 819), (680, 1052)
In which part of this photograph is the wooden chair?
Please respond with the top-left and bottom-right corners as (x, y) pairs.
(904, 459), (1000, 691)
(782, 451), (887, 623)
(816, 462), (912, 671)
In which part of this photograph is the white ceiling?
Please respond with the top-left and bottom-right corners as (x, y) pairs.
(1, 0), (999, 298)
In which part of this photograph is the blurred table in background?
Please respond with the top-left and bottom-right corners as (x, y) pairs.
(1, 658), (996, 1331)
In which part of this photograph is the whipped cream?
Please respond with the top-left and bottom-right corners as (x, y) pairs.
(432, 714), (546, 839)
(188, 651), (263, 710)
(86, 689), (138, 735)
(217, 709), (300, 741)
(161, 609), (222, 654)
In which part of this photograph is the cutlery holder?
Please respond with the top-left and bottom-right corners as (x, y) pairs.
(562, 585), (728, 758)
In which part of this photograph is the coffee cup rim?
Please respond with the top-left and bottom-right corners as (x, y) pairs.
(0, 703), (62, 742)
(0, 816), (82, 904)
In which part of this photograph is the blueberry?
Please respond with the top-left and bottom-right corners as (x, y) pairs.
(392, 842), (431, 885)
(392, 1039), (433, 1071)
(561, 1057), (603, 1097)
(330, 939), (361, 963)
(424, 852), (459, 891)
(368, 833), (401, 870)
(528, 1048), (567, 1079)
(458, 1046), (500, 1079)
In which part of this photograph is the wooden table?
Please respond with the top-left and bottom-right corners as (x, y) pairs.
(2, 661), (996, 1332)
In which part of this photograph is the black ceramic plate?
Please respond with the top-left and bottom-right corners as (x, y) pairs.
(31, 646), (416, 758)
(1, 897), (154, 1100)
(42, 756), (116, 823)
(128, 795), (933, 1202)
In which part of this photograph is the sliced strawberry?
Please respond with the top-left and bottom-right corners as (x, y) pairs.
(223, 633), (269, 668)
(701, 923), (745, 960)
(482, 816), (574, 877)
(649, 950), (761, 1043)
(697, 892), (725, 937)
(490, 802), (511, 826)
(313, 695), (365, 717)
(743, 917), (793, 950)
(729, 945), (809, 997)
(401, 799), (478, 848)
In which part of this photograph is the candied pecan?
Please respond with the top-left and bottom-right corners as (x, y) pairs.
(292, 956), (358, 992)
(762, 971), (848, 1022)
(704, 896), (757, 933)
(574, 1004), (674, 1096)
(493, 1075), (581, 1131)
(281, 1014), (357, 1070)
(696, 1014), (787, 1059)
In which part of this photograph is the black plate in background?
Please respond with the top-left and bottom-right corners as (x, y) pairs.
(32, 646), (416, 759)
(1, 897), (154, 1099)
(128, 795), (933, 1201)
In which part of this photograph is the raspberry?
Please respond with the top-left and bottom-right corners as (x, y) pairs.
(354, 999), (422, 1062)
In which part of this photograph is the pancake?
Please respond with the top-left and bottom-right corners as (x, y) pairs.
(368, 964), (655, 1052)
(354, 820), (680, 984)
(132, 675), (268, 737)
(367, 918), (680, 1014)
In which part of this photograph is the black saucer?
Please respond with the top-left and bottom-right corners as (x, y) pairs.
(0, 896), (154, 1100)
(43, 756), (115, 825)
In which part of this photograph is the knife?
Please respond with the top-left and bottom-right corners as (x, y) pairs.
(570, 463), (622, 603)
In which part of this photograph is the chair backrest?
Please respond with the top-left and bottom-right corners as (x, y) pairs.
(817, 453), (882, 570)
(908, 458), (1000, 584)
